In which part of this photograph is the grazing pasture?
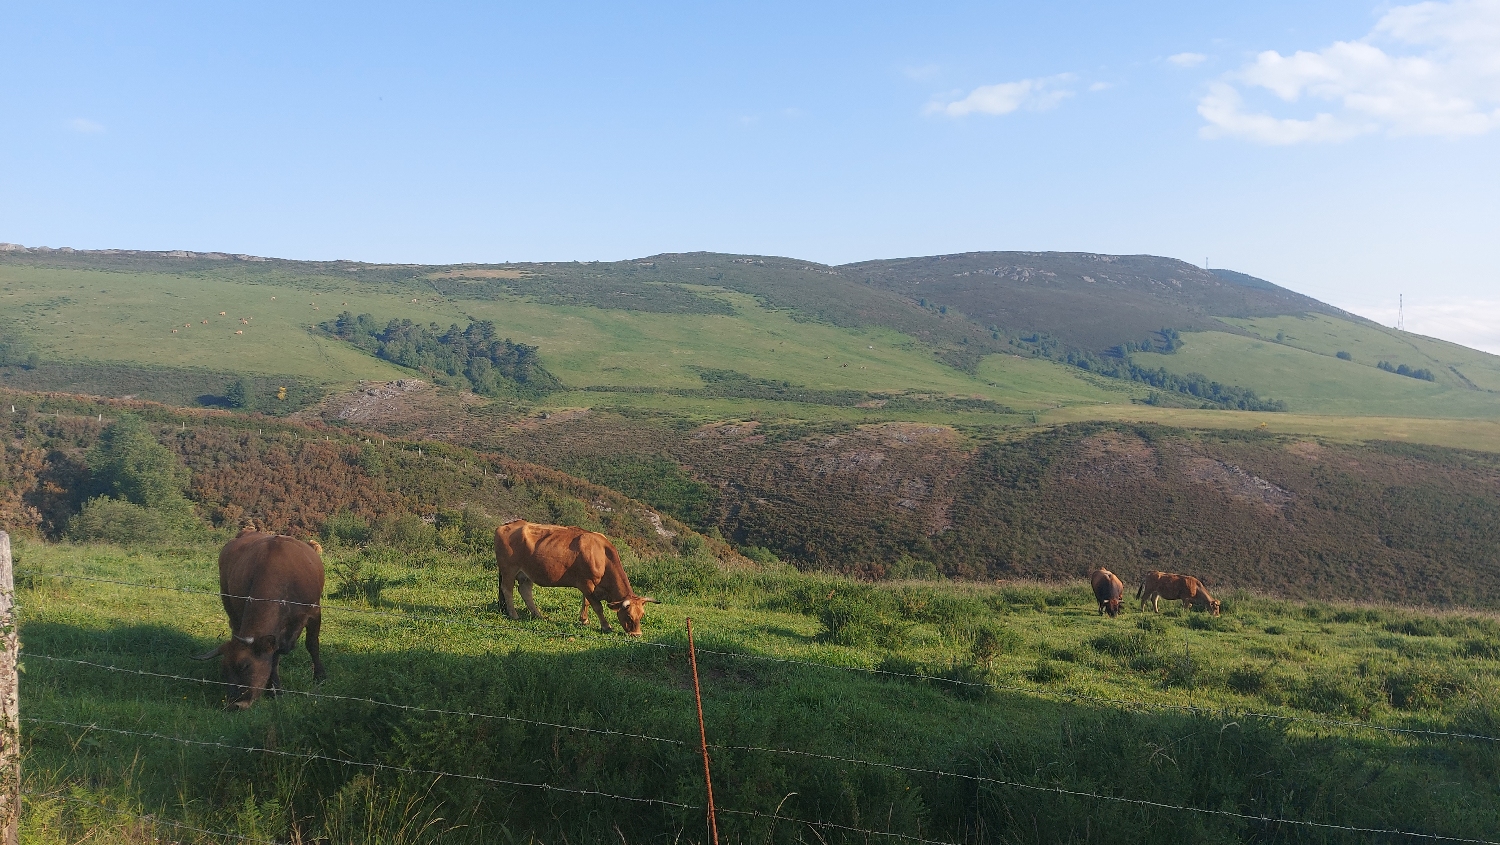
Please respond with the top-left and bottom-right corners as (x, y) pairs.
(14, 537), (1500, 843)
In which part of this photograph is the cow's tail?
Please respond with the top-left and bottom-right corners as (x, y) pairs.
(1134, 578), (1143, 600)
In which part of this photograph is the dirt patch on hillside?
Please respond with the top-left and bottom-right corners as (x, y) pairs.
(1178, 452), (1294, 509)
(310, 379), (432, 424)
(1060, 431), (1160, 483)
(427, 268), (526, 279)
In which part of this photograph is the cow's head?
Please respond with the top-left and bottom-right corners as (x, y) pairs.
(1207, 598), (1222, 617)
(191, 634), (279, 710)
(1104, 598), (1121, 618)
(607, 595), (657, 635)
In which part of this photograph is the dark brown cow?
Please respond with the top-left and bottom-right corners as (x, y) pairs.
(1137, 570), (1221, 616)
(1090, 569), (1124, 617)
(192, 527), (326, 709)
(495, 519), (655, 635)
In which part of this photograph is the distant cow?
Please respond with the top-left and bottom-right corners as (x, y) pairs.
(193, 528), (326, 709)
(1137, 570), (1221, 616)
(1090, 569), (1124, 617)
(495, 520), (656, 635)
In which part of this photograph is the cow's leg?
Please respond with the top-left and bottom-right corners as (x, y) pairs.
(267, 652), (284, 697)
(589, 596), (612, 633)
(306, 612), (326, 682)
(1151, 593), (1160, 613)
(578, 594), (590, 624)
(498, 568), (520, 619)
(518, 577), (545, 620)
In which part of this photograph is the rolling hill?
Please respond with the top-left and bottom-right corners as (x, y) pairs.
(5, 243), (1500, 603)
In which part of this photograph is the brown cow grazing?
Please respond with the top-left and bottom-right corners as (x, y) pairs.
(1137, 570), (1221, 616)
(1090, 569), (1124, 617)
(192, 527), (326, 709)
(495, 519), (656, 635)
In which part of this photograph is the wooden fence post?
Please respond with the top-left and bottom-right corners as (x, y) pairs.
(0, 531), (18, 845)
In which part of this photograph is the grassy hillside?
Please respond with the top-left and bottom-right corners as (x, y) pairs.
(15, 537), (1500, 844)
(6, 247), (1499, 433)
(1133, 331), (1500, 419)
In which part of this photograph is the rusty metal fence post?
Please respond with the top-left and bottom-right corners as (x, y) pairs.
(685, 618), (719, 845)
(0, 531), (18, 845)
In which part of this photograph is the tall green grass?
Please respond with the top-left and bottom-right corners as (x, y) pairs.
(14, 536), (1500, 843)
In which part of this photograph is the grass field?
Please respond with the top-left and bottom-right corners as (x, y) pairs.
(7, 258), (1500, 457)
(15, 536), (1500, 843)
(1221, 313), (1500, 393)
(1134, 331), (1500, 419)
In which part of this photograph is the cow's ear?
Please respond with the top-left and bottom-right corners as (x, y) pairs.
(252, 635), (279, 655)
(607, 599), (625, 610)
(190, 643), (226, 661)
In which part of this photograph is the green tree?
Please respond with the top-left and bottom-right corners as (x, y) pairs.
(86, 414), (191, 512)
(226, 377), (255, 409)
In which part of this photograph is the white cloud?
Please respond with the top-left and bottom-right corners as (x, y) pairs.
(927, 74), (1075, 117)
(1200, 0), (1500, 143)
(1349, 299), (1500, 355)
(1168, 52), (1208, 68)
(69, 118), (104, 133)
(1088, 81), (1114, 92)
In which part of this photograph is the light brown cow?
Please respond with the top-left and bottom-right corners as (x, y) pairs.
(192, 527), (326, 709)
(1137, 570), (1221, 616)
(1090, 569), (1124, 617)
(495, 520), (656, 635)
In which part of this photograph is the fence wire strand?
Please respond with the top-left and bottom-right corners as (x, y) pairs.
(25, 717), (692, 811)
(26, 658), (1500, 845)
(25, 568), (1500, 745)
(30, 653), (685, 747)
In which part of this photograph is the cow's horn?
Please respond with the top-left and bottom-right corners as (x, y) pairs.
(639, 596), (658, 604)
(234, 635), (255, 645)
(190, 643), (226, 661)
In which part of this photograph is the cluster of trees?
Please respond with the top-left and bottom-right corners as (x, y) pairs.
(321, 312), (561, 396)
(1055, 347), (1285, 411)
(1378, 361), (1437, 381)
(1118, 327), (1182, 355)
(66, 414), (201, 544)
(0, 323), (39, 369)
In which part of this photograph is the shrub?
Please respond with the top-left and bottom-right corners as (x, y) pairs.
(331, 555), (389, 606)
(1382, 664), (1470, 711)
(1461, 639), (1500, 660)
(1290, 674), (1375, 717)
(85, 414), (190, 510)
(65, 497), (176, 545)
(738, 545), (780, 565)
(377, 513), (437, 551)
(1336, 350), (1352, 360)
(1135, 616), (1169, 634)
(1091, 630), (1159, 660)
(970, 626), (1022, 668)
(817, 591), (908, 648)
(322, 511), (373, 548)
(1027, 659), (1069, 684)
(1227, 664), (1269, 695)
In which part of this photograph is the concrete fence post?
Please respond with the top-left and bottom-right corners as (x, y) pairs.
(0, 531), (17, 844)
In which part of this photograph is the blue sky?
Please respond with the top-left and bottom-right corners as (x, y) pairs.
(3, 1), (1498, 351)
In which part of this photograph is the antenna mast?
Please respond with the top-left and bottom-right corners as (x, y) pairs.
(1397, 294), (1405, 331)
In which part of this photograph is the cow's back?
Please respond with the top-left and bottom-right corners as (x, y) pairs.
(497, 521), (612, 587)
(219, 533), (324, 632)
(1155, 575), (1195, 601)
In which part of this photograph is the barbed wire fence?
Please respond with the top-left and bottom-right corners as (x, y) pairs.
(26, 569), (1500, 744)
(13, 564), (1500, 844)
